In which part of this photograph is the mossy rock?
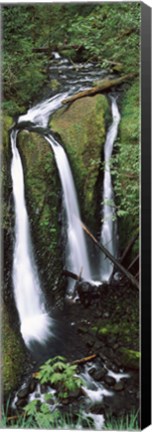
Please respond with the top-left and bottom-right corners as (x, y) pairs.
(50, 94), (109, 229)
(2, 302), (26, 395)
(119, 348), (140, 370)
(17, 131), (63, 301)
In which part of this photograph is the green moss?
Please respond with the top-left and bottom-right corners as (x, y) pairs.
(2, 303), (26, 395)
(2, 116), (13, 231)
(51, 94), (109, 228)
(119, 348), (140, 369)
(113, 80), (140, 252)
(17, 131), (62, 295)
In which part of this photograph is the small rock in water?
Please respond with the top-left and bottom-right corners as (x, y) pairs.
(17, 386), (29, 399)
(29, 378), (37, 393)
(114, 382), (125, 391)
(69, 388), (81, 399)
(16, 397), (28, 408)
(92, 368), (107, 381)
(89, 366), (96, 376)
(104, 376), (116, 386)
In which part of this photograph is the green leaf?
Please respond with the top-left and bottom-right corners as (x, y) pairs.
(24, 400), (38, 416)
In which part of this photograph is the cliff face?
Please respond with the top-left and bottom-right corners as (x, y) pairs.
(51, 94), (109, 231)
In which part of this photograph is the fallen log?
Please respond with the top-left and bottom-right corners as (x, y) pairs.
(119, 231), (139, 264)
(7, 413), (25, 422)
(127, 254), (139, 272)
(62, 73), (136, 105)
(71, 354), (97, 365)
(62, 269), (81, 281)
(81, 221), (139, 290)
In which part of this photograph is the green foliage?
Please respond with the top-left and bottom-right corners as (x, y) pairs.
(17, 356), (84, 428)
(63, 2), (140, 73)
(111, 82), (140, 249)
(3, 3), (140, 116)
(105, 411), (139, 430)
(3, 5), (45, 114)
(37, 355), (83, 398)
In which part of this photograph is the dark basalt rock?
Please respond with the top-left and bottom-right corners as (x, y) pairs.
(29, 378), (37, 393)
(16, 397), (28, 408)
(104, 375), (116, 386)
(17, 386), (30, 399)
(114, 381), (125, 391)
(76, 281), (101, 306)
(91, 367), (107, 381)
(68, 388), (81, 399)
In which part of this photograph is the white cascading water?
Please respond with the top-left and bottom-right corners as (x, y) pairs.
(10, 129), (52, 347)
(100, 98), (120, 281)
(45, 134), (92, 294)
(17, 92), (69, 129)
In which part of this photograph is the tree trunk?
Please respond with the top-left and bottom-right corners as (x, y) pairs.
(62, 73), (136, 105)
(119, 231), (139, 264)
(81, 221), (139, 290)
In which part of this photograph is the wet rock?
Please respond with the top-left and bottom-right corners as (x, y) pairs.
(62, 397), (70, 405)
(95, 310), (102, 318)
(99, 352), (108, 362)
(76, 282), (93, 306)
(103, 312), (109, 318)
(111, 364), (120, 373)
(89, 366), (96, 376)
(69, 388), (81, 399)
(114, 357), (122, 368)
(104, 375), (116, 386)
(92, 368), (107, 381)
(94, 341), (103, 351)
(107, 335), (117, 345)
(113, 343), (120, 350)
(17, 386), (29, 399)
(78, 326), (87, 334)
(114, 381), (125, 391)
(40, 383), (48, 394)
(86, 338), (94, 348)
(90, 405), (105, 415)
(29, 378), (37, 393)
(76, 281), (101, 306)
(16, 397), (28, 408)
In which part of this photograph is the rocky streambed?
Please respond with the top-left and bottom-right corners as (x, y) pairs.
(8, 280), (139, 428)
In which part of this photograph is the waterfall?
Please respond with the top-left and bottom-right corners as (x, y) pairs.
(10, 129), (52, 347)
(17, 93), (69, 130)
(45, 134), (92, 294)
(100, 98), (120, 282)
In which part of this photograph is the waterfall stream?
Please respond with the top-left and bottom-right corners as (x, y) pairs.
(45, 134), (92, 294)
(100, 98), (120, 281)
(10, 129), (51, 347)
(10, 53), (120, 347)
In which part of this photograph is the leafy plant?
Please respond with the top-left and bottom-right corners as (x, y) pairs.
(19, 356), (84, 428)
(37, 355), (83, 399)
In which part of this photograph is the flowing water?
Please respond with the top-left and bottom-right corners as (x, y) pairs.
(10, 129), (52, 347)
(45, 134), (92, 294)
(10, 53), (120, 347)
(8, 53), (137, 429)
(100, 98), (120, 282)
